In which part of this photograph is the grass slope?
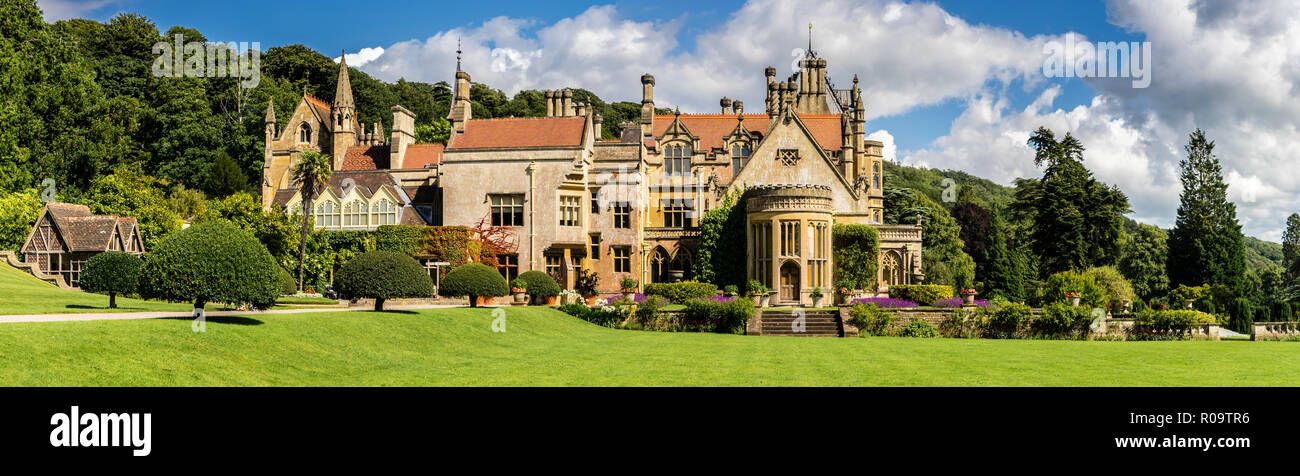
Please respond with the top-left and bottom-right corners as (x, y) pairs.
(0, 307), (1295, 386)
(0, 263), (196, 315)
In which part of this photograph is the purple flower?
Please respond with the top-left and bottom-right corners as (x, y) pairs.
(850, 297), (918, 308)
(704, 295), (737, 303)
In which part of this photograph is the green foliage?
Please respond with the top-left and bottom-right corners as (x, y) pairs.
(1033, 270), (1104, 308)
(519, 270), (561, 299)
(620, 277), (638, 291)
(278, 267), (296, 296)
(1119, 224), (1170, 299)
(336, 251), (435, 310)
(440, 263), (509, 307)
(831, 223), (880, 290)
(78, 251), (143, 308)
(692, 189), (746, 288)
(747, 280), (767, 295)
(199, 191), (299, 263)
(1228, 298), (1254, 334)
(372, 225), (483, 265)
(1167, 129), (1247, 293)
(897, 319), (940, 338)
(1010, 127), (1130, 277)
(982, 207), (1027, 301)
(1285, 213), (1300, 284)
(881, 161), (1016, 210)
(558, 301), (628, 328)
(645, 281), (718, 303)
(680, 297), (754, 334)
(849, 303), (897, 336)
(887, 284), (953, 305)
(0, 189), (42, 251)
(986, 303), (1032, 338)
(1132, 309), (1215, 338)
(950, 200), (992, 284)
(1083, 266), (1135, 303)
(1032, 303), (1095, 338)
(574, 268), (600, 296)
(82, 169), (183, 251)
(137, 219), (280, 308)
(414, 118), (450, 145)
(1272, 300), (1295, 322)
(884, 187), (974, 291)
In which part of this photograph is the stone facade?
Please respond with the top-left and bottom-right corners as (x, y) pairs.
(260, 44), (923, 299)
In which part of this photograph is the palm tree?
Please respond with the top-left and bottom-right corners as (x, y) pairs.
(290, 149), (333, 292)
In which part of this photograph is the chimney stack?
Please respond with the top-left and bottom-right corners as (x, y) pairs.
(593, 113), (603, 138)
(545, 90), (555, 117)
(451, 70), (472, 133)
(640, 73), (656, 137)
(390, 105), (416, 168)
(733, 100), (743, 115)
(720, 97), (732, 114)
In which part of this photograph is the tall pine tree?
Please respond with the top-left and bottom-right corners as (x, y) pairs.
(1166, 129), (1248, 292)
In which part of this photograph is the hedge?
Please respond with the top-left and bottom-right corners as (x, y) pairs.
(887, 284), (953, 305)
(849, 303), (896, 336)
(1031, 303), (1095, 338)
(832, 223), (880, 291)
(1133, 309), (1216, 337)
(335, 251), (435, 311)
(278, 267), (296, 295)
(79, 251), (143, 309)
(440, 263), (509, 307)
(680, 297), (753, 333)
(138, 219), (281, 309)
(644, 281), (718, 303)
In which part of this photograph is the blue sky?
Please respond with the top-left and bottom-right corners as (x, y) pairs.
(37, 0), (1300, 240)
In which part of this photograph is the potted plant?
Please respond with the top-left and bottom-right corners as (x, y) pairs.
(1184, 298), (1195, 309)
(747, 280), (766, 307)
(810, 287), (824, 307)
(511, 278), (528, 304)
(835, 279), (854, 306)
(960, 288), (977, 306)
(724, 285), (739, 297)
(1065, 291), (1082, 307)
(575, 269), (601, 305)
(620, 277), (638, 301)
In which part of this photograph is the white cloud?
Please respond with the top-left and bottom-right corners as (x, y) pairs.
(866, 130), (898, 163)
(333, 47), (386, 68)
(37, 0), (118, 21)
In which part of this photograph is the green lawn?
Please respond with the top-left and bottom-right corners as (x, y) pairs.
(0, 262), (200, 315)
(0, 306), (1296, 386)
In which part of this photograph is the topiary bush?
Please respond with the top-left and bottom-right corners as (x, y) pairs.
(887, 284), (953, 306)
(519, 270), (561, 302)
(645, 281), (718, 303)
(138, 220), (281, 309)
(335, 251), (434, 311)
(278, 267), (296, 296)
(680, 296), (753, 334)
(79, 251), (143, 309)
(440, 263), (509, 307)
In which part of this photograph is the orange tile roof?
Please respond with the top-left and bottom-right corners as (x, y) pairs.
(341, 145), (390, 170)
(400, 143), (444, 169)
(447, 116), (586, 150)
(653, 113), (844, 152)
(304, 95), (333, 131)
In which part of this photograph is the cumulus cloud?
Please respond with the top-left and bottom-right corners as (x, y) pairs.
(348, 0), (1298, 240)
(333, 47), (386, 67)
(37, 0), (119, 21)
(866, 130), (898, 163)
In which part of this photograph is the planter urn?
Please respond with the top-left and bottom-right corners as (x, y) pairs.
(1068, 296), (1081, 307)
(961, 292), (976, 306)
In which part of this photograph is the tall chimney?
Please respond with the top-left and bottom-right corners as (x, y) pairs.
(452, 70), (471, 133)
(562, 90), (573, 117)
(733, 101), (743, 115)
(720, 97), (732, 114)
(640, 73), (655, 137)
(390, 105), (416, 168)
(593, 113), (603, 139)
(545, 90), (555, 117)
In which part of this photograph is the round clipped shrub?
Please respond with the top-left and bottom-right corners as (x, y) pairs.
(79, 251), (143, 309)
(897, 318), (940, 338)
(519, 270), (560, 301)
(335, 251), (434, 311)
(138, 220), (281, 310)
(440, 263), (509, 307)
(278, 267), (296, 296)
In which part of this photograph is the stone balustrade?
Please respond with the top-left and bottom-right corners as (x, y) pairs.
(1251, 322), (1300, 341)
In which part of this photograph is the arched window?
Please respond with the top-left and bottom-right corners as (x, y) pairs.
(314, 200), (339, 228)
(650, 248), (670, 283)
(731, 143), (750, 173)
(344, 200), (368, 227)
(298, 123), (312, 144)
(373, 199), (397, 225)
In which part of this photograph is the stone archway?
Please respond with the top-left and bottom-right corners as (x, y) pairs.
(881, 250), (903, 288)
(779, 260), (801, 303)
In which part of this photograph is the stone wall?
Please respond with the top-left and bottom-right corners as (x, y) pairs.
(1251, 322), (1300, 341)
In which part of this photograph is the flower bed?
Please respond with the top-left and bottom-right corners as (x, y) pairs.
(849, 297), (918, 308)
(933, 297), (992, 308)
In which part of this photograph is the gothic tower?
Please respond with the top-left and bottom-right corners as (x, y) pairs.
(331, 50), (357, 170)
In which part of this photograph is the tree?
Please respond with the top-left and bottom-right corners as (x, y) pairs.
(440, 263), (509, 308)
(832, 223), (880, 290)
(0, 189), (43, 252)
(1011, 127), (1130, 277)
(884, 187), (975, 291)
(692, 189), (746, 288)
(290, 149), (332, 291)
(518, 270), (561, 302)
(1284, 213), (1300, 284)
(138, 220), (281, 309)
(335, 251), (434, 311)
(950, 199), (992, 285)
(983, 207), (1027, 301)
(414, 118), (450, 144)
(1166, 129), (1247, 292)
(81, 169), (183, 251)
(207, 150), (248, 197)
(79, 251), (143, 308)
(1083, 266), (1136, 304)
(1119, 224), (1171, 300)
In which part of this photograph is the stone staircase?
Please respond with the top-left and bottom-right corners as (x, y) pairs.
(757, 310), (844, 337)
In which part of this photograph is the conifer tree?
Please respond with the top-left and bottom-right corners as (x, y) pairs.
(1166, 129), (1247, 292)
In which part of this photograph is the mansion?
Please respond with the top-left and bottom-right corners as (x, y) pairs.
(261, 47), (924, 305)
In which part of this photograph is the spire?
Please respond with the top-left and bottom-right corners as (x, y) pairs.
(264, 99), (275, 124)
(334, 49), (354, 109)
(455, 37), (463, 72)
(806, 22), (815, 58)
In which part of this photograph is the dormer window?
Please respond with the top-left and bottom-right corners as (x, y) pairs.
(666, 143), (692, 176)
(730, 143), (750, 173)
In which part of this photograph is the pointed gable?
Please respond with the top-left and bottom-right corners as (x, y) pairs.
(726, 110), (859, 208)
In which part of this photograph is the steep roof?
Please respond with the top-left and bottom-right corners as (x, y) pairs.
(333, 52), (355, 109)
(401, 143), (444, 169)
(341, 145), (390, 170)
(447, 116), (586, 150)
(652, 113), (844, 152)
(24, 203), (141, 253)
(304, 95), (333, 132)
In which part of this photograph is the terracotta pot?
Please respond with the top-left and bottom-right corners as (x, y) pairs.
(584, 295), (599, 306)
(545, 296), (558, 306)
(750, 294), (762, 307)
(961, 293), (976, 306)
(476, 296), (494, 307)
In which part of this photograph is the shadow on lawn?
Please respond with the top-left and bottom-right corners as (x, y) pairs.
(161, 315), (264, 326)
